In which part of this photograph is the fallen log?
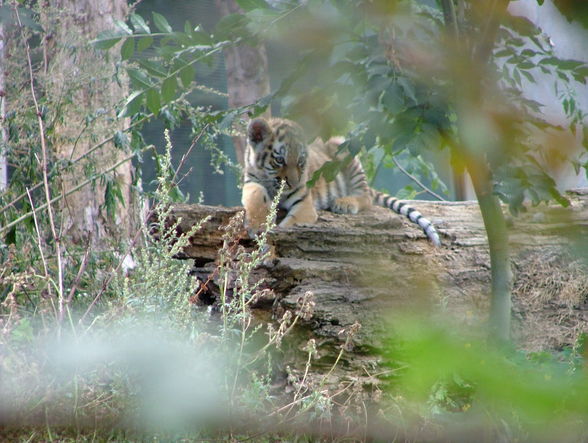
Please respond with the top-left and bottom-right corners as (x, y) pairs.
(159, 190), (588, 379)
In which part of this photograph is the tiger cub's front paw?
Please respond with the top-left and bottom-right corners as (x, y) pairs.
(331, 197), (360, 214)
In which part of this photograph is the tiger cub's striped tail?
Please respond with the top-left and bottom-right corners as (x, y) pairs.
(372, 191), (441, 247)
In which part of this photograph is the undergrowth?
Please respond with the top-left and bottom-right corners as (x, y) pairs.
(0, 131), (358, 442)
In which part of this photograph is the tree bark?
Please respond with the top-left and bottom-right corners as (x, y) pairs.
(157, 190), (588, 381)
(0, 5), (7, 192)
(215, 0), (271, 165)
(44, 0), (137, 246)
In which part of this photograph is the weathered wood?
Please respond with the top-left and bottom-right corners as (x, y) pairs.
(163, 190), (588, 374)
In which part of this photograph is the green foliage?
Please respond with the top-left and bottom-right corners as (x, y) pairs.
(0, 132), (338, 440)
(383, 317), (588, 438)
(211, 0), (587, 211)
(3, 1), (588, 440)
(550, 0), (588, 29)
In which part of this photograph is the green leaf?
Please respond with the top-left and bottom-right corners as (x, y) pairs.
(161, 76), (177, 104)
(130, 13), (151, 34)
(93, 30), (123, 50)
(153, 12), (172, 33)
(381, 84), (405, 114)
(520, 69), (536, 83)
(308, 160), (342, 186)
(137, 59), (167, 78)
(559, 59), (585, 70)
(540, 56), (560, 65)
(184, 20), (192, 35)
(146, 89), (161, 116)
(235, 0), (269, 11)
(113, 131), (129, 150)
(215, 13), (250, 40)
(114, 19), (132, 35)
(513, 68), (522, 86)
(104, 177), (125, 220)
(121, 38), (135, 60)
(11, 318), (33, 345)
(191, 29), (213, 45)
(127, 68), (152, 88)
(398, 77), (417, 105)
(574, 66), (588, 77)
(4, 226), (16, 246)
(494, 48), (514, 58)
(137, 36), (154, 52)
(517, 61), (535, 70)
(118, 91), (144, 118)
(219, 110), (237, 131)
(179, 64), (195, 87)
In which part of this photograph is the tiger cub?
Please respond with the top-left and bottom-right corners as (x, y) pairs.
(242, 117), (441, 246)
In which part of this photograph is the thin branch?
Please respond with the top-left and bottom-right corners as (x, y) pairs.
(441, 0), (460, 38)
(475, 0), (510, 64)
(78, 125), (209, 324)
(15, 5), (65, 325)
(65, 243), (91, 306)
(26, 188), (57, 320)
(77, 217), (147, 326)
(0, 14), (7, 192)
(0, 150), (143, 235)
(0, 113), (150, 215)
(171, 124), (209, 185)
(392, 156), (447, 201)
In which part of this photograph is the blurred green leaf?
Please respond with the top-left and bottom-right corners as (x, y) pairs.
(152, 12), (172, 33)
(127, 68), (152, 88)
(137, 36), (154, 52)
(146, 89), (161, 116)
(120, 38), (135, 60)
(161, 76), (177, 104)
(179, 64), (195, 87)
(236, 0), (269, 11)
(118, 91), (144, 118)
(93, 30), (124, 49)
(113, 131), (129, 150)
(130, 13), (151, 34)
(114, 19), (132, 35)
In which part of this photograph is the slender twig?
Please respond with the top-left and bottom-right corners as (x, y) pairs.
(0, 113), (151, 215)
(441, 0), (460, 38)
(0, 81), (205, 216)
(283, 345), (314, 418)
(15, 5), (65, 327)
(79, 126), (210, 324)
(25, 188), (49, 279)
(0, 150), (143, 235)
(65, 243), (90, 306)
(26, 188), (58, 320)
(171, 124), (209, 184)
(0, 15), (7, 192)
(78, 213), (148, 327)
(392, 156), (447, 201)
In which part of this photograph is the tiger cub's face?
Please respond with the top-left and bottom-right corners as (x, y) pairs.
(247, 118), (308, 190)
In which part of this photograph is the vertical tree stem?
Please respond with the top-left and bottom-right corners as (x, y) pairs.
(0, 1), (7, 192)
(467, 159), (511, 343)
(15, 5), (65, 329)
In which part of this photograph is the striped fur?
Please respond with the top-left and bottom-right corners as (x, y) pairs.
(242, 117), (441, 246)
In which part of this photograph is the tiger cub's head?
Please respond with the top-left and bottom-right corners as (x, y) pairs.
(247, 118), (308, 189)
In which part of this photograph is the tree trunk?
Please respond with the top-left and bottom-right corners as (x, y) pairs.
(215, 0), (271, 165)
(157, 190), (588, 384)
(0, 7), (7, 192)
(44, 0), (136, 246)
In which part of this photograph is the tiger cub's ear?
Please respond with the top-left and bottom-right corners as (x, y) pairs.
(248, 118), (272, 147)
